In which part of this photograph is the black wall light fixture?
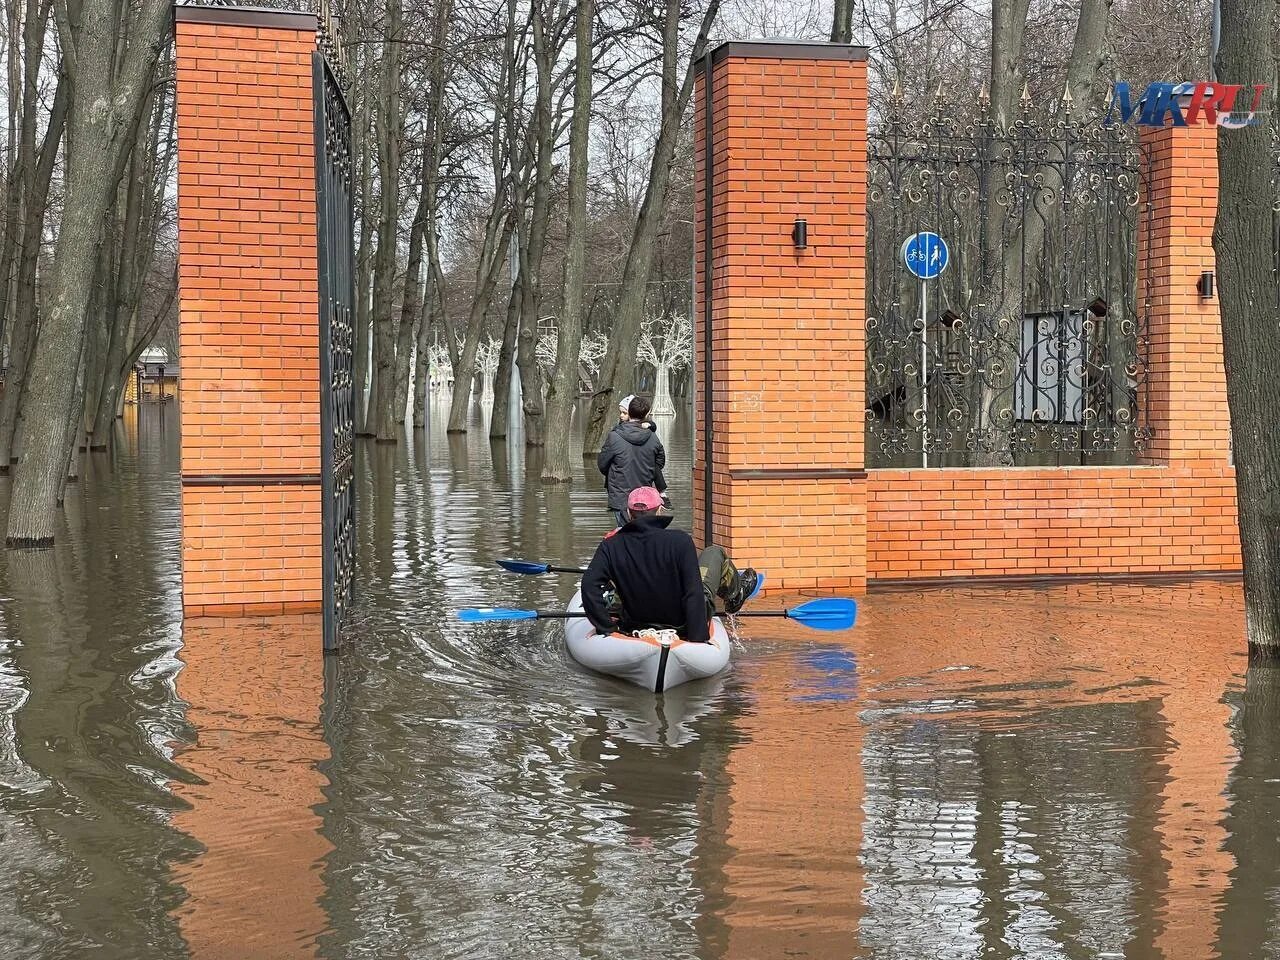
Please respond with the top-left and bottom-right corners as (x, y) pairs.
(791, 218), (808, 249)
(1197, 270), (1214, 299)
(1087, 297), (1109, 318)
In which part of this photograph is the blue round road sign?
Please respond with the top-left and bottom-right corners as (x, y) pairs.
(900, 232), (949, 280)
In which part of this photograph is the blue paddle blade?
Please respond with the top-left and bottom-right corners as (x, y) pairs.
(496, 559), (551, 575)
(787, 598), (858, 631)
(458, 607), (540, 623)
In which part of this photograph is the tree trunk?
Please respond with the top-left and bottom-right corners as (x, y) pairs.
(58, 340), (88, 506)
(89, 142), (144, 444)
(513, 0), (562, 448)
(92, 76), (169, 445)
(542, 0), (593, 482)
(0, 47), (64, 473)
(6, 0), (170, 547)
(580, 0), (719, 456)
(830, 0), (853, 43)
(82, 236), (115, 439)
(394, 159), (429, 423)
(488, 279), (520, 439)
(368, 0), (402, 443)
(445, 209), (514, 433)
(413, 282), (433, 428)
(353, 85), (375, 437)
(1213, 0), (1278, 658)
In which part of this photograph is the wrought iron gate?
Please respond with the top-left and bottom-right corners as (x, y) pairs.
(866, 98), (1150, 467)
(314, 54), (355, 651)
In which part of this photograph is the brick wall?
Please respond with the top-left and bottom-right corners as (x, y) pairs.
(868, 465), (1238, 580)
(694, 55), (1240, 590)
(176, 7), (324, 616)
(692, 42), (869, 593)
(866, 124), (1238, 583)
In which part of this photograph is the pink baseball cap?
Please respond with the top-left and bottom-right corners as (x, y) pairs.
(627, 486), (663, 511)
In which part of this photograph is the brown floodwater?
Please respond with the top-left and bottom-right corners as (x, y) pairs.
(0, 401), (1276, 960)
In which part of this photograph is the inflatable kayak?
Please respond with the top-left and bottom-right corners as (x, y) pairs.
(564, 589), (732, 693)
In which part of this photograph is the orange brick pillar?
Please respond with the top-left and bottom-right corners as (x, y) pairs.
(176, 6), (323, 617)
(692, 42), (869, 594)
(1138, 124), (1232, 463)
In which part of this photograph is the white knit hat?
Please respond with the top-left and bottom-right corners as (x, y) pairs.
(618, 394), (635, 413)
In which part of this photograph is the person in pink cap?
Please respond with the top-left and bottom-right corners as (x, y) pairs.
(581, 486), (757, 643)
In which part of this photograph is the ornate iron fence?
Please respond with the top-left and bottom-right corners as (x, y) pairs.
(866, 99), (1150, 467)
(314, 54), (355, 651)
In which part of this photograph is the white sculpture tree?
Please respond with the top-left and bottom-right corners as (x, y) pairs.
(637, 312), (692, 416)
(427, 343), (453, 392)
(537, 329), (608, 395)
(475, 336), (501, 402)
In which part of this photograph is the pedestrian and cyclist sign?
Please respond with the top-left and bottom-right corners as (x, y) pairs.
(901, 231), (949, 279)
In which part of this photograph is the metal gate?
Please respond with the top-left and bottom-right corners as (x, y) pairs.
(866, 97), (1150, 467)
(313, 53), (355, 651)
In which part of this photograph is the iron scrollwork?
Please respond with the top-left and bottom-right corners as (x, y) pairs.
(866, 97), (1151, 467)
(315, 55), (355, 651)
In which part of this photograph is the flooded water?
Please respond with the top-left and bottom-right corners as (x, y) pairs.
(0, 401), (1276, 959)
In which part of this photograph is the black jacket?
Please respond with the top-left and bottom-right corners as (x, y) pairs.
(597, 421), (666, 510)
(581, 514), (709, 643)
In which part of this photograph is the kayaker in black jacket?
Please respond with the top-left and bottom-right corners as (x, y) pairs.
(598, 395), (667, 526)
(582, 487), (757, 643)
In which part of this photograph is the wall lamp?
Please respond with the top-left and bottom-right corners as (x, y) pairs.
(1197, 270), (1214, 299)
(791, 218), (808, 249)
(1087, 297), (1109, 318)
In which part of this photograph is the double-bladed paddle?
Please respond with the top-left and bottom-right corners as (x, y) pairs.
(496, 558), (587, 576)
(457, 596), (857, 632)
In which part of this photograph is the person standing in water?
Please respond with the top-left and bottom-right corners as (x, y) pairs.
(612, 393), (669, 508)
(598, 395), (666, 526)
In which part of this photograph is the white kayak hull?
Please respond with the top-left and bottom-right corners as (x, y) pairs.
(564, 590), (731, 692)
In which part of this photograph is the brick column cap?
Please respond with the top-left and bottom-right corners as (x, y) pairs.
(175, 3), (318, 31)
(701, 39), (869, 68)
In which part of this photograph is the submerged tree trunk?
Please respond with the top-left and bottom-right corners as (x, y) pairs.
(368, 0), (402, 443)
(413, 284), (433, 428)
(581, 0), (719, 456)
(394, 151), (430, 424)
(6, 0), (170, 547)
(0, 56), (64, 473)
(488, 283), (520, 439)
(352, 79), (375, 437)
(445, 209), (514, 434)
(543, 0), (593, 482)
(1213, 0), (1278, 658)
(514, 0), (562, 448)
(58, 342), (88, 506)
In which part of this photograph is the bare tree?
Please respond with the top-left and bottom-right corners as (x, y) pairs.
(580, 0), (720, 456)
(367, 0), (403, 443)
(542, 0), (593, 481)
(6, 0), (171, 546)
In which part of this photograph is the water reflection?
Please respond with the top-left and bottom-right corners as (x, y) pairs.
(172, 616), (330, 959)
(0, 404), (1276, 959)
